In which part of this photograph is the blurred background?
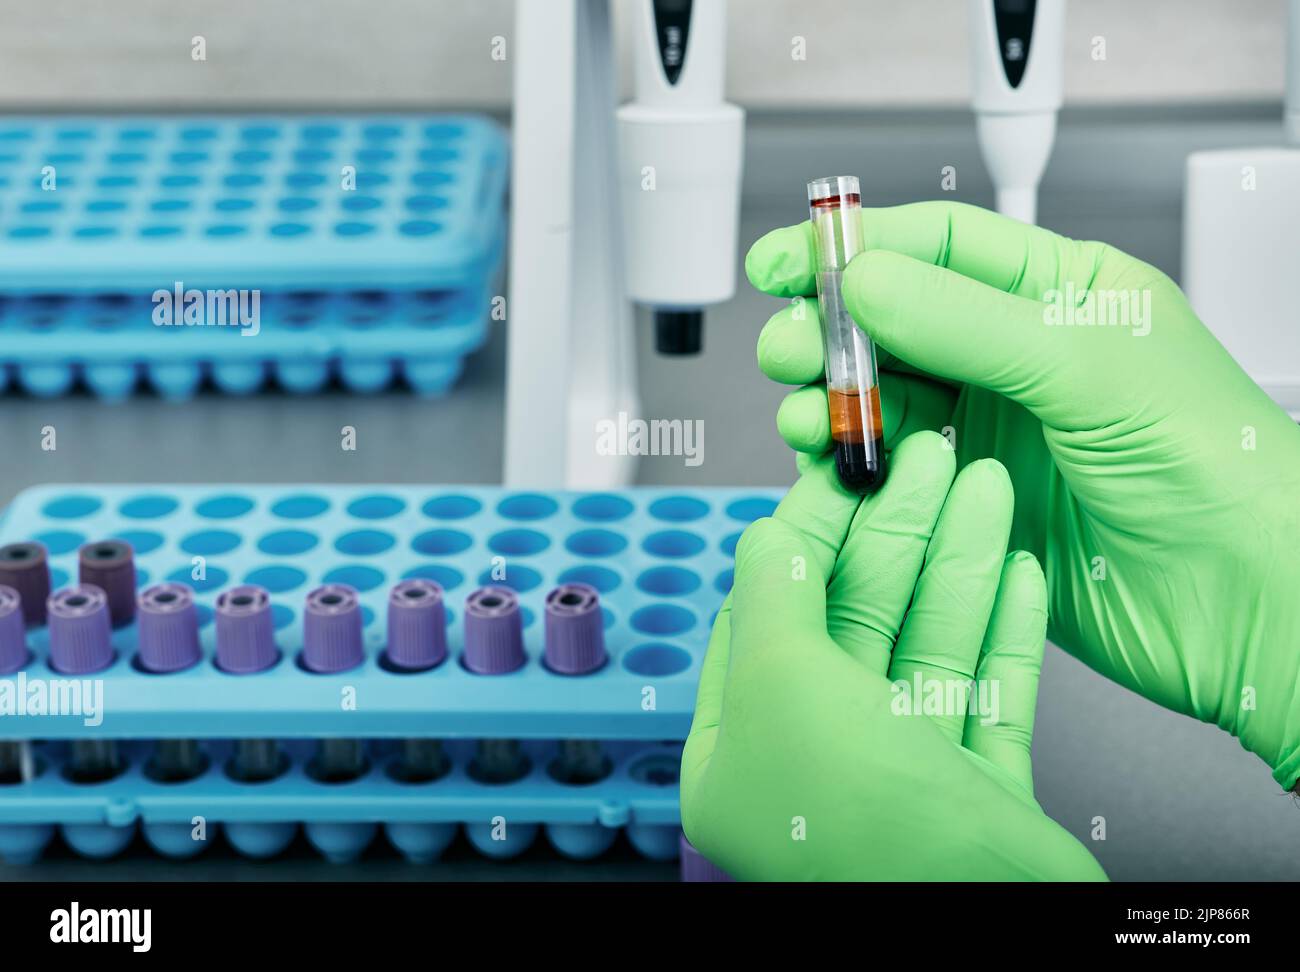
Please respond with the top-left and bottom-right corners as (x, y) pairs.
(0, 0), (1295, 881)
(0, 0), (1284, 109)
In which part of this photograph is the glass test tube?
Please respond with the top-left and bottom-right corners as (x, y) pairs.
(463, 587), (530, 784)
(398, 738), (447, 782)
(137, 582), (206, 783)
(385, 579), (450, 782)
(302, 584), (368, 783)
(151, 739), (205, 783)
(314, 738), (367, 783)
(0, 742), (19, 783)
(552, 739), (607, 785)
(807, 176), (887, 493)
(215, 585), (285, 783)
(0, 741), (33, 784)
(474, 738), (529, 784)
(233, 739), (282, 782)
(543, 583), (609, 785)
(0, 584), (33, 785)
(69, 739), (121, 783)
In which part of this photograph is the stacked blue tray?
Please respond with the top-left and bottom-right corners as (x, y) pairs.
(0, 115), (508, 398)
(0, 484), (781, 866)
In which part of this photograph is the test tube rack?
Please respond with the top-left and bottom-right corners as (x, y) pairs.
(0, 484), (775, 866)
(0, 115), (507, 399)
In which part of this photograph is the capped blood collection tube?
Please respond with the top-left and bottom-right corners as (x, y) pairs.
(48, 585), (120, 782)
(215, 585), (283, 782)
(385, 579), (450, 782)
(0, 542), (50, 627)
(807, 176), (887, 493)
(463, 586), (529, 784)
(302, 584), (367, 783)
(543, 583), (609, 784)
(0, 586), (32, 784)
(137, 582), (205, 782)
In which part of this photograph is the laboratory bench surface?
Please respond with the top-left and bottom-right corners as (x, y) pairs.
(2, 107), (1298, 882)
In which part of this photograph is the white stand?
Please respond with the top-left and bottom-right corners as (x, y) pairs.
(1182, 0), (1300, 419)
(503, 0), (640, 489)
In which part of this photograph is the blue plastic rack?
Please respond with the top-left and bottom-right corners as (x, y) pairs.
(0, 484), (781, 865)
(0, 740), (684, 865)
(0, 282), (494, 399)
(0, 115), (508, 398)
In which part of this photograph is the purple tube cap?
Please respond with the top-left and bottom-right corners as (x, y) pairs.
(215, 585), (278, 674)
(543, 582), (606, 675)
(302, 584), (364, 674)
(78, 539), (136, 628)
(679, 833), (735, 883)
(462, 586), (525, 675)
(385, 578), (447, 671)
(136, 582), (201, 673)
(0, 542), (51, 628)
(0, 585), (29, 674)
(46, 584), (114, 675)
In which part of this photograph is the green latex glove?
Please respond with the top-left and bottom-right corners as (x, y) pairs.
(747, 201), (1300, 788)
(681, 432), (1106, 880)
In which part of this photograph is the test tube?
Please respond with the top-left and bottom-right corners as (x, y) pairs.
(215, 585), (284, 783)
(0, 742), (31, 785)
(385, 579), (449, 782)
(302, 584), (368, 783)
(78, 539), (136, 628)
(0, 585), (32, 785)
(231, 739), (281, 783)
(396, 739), (447, 782)
(68, 740), (121, 784)
(313, 738), (366, 783)
(463, 587), (530, 784)
(472, 737), (528, 784)
(543, 583), (609, 785)
(149, 740), (204, 783)
(0, 584), (32, 779)
(807, 176), (887, 493)
(0, 542), (50, 627)
(48, 585), (119, 782)
(0, 585), (28, 674)
(137, 583), (206, 783)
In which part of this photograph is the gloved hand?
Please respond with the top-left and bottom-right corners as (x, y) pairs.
(746, 201), (1300, 788)
(681, 432), (1105, 880)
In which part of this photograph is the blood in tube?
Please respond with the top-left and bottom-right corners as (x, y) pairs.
(807, 176), (887, 493)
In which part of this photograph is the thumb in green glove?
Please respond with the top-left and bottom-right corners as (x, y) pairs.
(682, 432), (1105, 881)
